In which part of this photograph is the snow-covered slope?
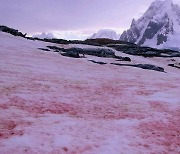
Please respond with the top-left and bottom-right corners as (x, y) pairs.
(33, 32), (55, 39)
(90, 29), (120, 40)
(120, 0), (180, 50)
(0, 32), (180, 153)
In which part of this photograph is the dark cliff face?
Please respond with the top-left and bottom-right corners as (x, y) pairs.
(120, 14), (174, 46)
(120, 19), (140, 44)
(120, 28), (140, 44)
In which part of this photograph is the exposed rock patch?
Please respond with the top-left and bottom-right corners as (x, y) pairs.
(168, 63), (180, 69)
(88, 60), (107, 65)
(111, 63), (165, 72)
(38, 48), (50, 51)
(108, 44), (180, 57)
(0, 25), (26, 38)
(61, 50), (80, 58)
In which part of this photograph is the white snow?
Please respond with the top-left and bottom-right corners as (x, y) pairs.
(0, 32), (180, 153)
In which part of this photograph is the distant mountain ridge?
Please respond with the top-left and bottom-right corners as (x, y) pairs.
(120, 0), (180, 50)
(33, 32), (55, 39)
(90, 29), (120, 40)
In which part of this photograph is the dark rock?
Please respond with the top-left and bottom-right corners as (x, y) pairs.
(43, 38), (70, 44)
(46, 46), (116, 58)
(170, 52), (180, 57)
(136, 64), (165, 72)
(61, 50), (80, 58)
(168, 64), (180, 69)
(169, 59), (176, 62)
(64, 48), (84, 53)
(121, 57), (131, 62)
(83, 38), (135, 46)
(54, 50), (60, 53)
(115, 56), (131, 62)
(38, 48), (50, 51)
(138, 21), (164, 45)
(0, 25), (26, 38)
(83, 48), (115, 57)
(63, 48), (115, 58)
(26, 37), (35, 41)
(88, 60), (107, 65)
(108, 44), (180, 58)
(46, 46), (64, 51)
(111, 63), (165, 72)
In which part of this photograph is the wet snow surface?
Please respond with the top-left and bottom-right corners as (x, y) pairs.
(0, 32), (180, 154)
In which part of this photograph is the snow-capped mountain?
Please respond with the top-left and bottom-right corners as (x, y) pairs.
(90, 29), (120, 40)
(120, 0), (180, 50)
(33, 32), (55, 39)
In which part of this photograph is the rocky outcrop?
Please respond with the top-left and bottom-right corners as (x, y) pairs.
(88, 60), (107, 65)
(83, 38), (134, 46)
(108, 44), (180, 57)
(46, 46), (64, 51)
(38, 48), (50, 51)
(114, 56), (131, 62)
(111, 63), (165, 72)
(168, 63), (180, 69)
(61, 50), (80, 58)
(47, 46), (116, 58)
(0, 25), (26, 37)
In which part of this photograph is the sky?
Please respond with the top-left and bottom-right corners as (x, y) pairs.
(0, 0), (180, 40)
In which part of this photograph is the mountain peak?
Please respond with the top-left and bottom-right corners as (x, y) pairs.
(120, 0), (180, 50)
(33, 32), (55, 39)
(89, 29), (120, 40)
(151, 0), (173, 7)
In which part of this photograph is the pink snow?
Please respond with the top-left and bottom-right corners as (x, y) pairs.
(0, 32), (180, 154)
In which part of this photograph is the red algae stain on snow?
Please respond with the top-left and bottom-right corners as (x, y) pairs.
(0, 104), (9, 109)
(138, 108), (180, 153)
(88, 104), (146, 120)
(0, 120), (24, 139)
(139, 121), (180, 153)
(149, 101), (169, 112)
(136, 100), (180, 152)
(5, 95), (148, 120)
(136, 90), (155, 96)
(98, 83), (125, 97)
(5, 96), (147, 120)
(52, 145), (93, 154)
(26, 103), (79, 116)
(0, 85), (18, 97)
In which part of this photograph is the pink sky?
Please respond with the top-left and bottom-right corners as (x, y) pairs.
(0, 0), (179, 39)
